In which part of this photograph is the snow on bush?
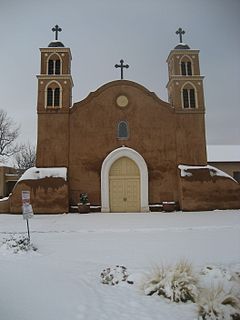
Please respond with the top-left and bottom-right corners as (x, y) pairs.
(199, 265), (240, 297)
(200, 265), (233, 283)
(142, 260), (199, 303)
(100, 265), (133, 285)
(1, 234), (37, 254)
(197, 284), (240, 320)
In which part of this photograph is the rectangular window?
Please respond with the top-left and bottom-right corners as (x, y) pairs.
(181, 62), (186, 75)
(55, 60), (61, 74)
(47, 88), (53, 106)
(48, 60), (54, 75)
(189, 89), (196, 108)
(187, 62), (192, 75)
(54, 88), (60, 106)
(183, 89), (189, 108)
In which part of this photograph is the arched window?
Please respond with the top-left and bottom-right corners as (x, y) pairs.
(54, 88), (60, 106)
(48, 60), (54, 75)
(47, 88), (53, 106)
(182, 87), (196, 108)
(47, 55), (61, 75)
(180, 56), (193, 76)
(55, 60), (60, 75)
(181, 61), (192, 75)
(46, 84), (61, 108)
(117, 121), (129, 139)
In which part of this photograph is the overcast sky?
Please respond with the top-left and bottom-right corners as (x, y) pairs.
(0, 0), (239, 151)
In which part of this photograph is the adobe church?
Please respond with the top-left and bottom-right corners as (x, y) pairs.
(1, 26), (240, 214)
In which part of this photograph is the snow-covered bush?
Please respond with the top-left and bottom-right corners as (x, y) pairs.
(142, 260), (199, 303)
(200, 265), (233, 283)
(197, 284), (240, 320)
(1, 235), (37, 253)
(199, 265), (240, 299)
(100, 265), (132, 285)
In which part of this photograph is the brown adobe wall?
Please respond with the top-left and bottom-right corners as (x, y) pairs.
(68, 81), (179, 206)
(36, 113), (69, 167)
(9, 177), (68, 214)
(178, 166), (240, 211)
(0, 198), (10, 213)
(175, 113), (207, 165)
(68, 80), (207, 206)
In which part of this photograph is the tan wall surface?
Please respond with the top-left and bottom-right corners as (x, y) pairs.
(9, 177), (68, 214)
(178, 167), (240, 211)
(36, 113), (69, 167)
(0, 198), (10, 213)
(67, 80), (206, 206)
(176, 113), (207, 165)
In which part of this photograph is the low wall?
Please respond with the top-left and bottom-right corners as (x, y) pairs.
(0, 198), (10, 213)
(9, 177), (69, 214)
(178, 165), (240, 211)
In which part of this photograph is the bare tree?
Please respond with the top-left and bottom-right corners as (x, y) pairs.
(0, 109), (20, 162)
(13, 143), (36, 171)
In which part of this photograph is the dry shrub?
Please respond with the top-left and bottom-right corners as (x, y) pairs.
(142, 260), (199, 303)
(197, 284), (240, 320)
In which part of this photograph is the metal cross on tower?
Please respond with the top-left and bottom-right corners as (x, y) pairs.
(115, 59), (129, 80)
(176, 27), (185, 43)
(52, 25), (62, 41)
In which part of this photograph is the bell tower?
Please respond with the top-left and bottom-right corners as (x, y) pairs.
(36, 25), (73, 167)
(166, 28), (207, 165)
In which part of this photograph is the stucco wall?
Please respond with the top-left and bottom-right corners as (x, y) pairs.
(36, 113), (69, 167)
(178, 166), (240, 211)
(0, 198), (10, 213)
(9, 177), (68, 214)
(175, 113), (207, 165)
(68, 80), (206, 206)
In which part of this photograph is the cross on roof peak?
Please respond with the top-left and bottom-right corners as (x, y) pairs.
(52, 25), (62, 41)
(176, 27), (185, 43)
(115, 59), (129, 80)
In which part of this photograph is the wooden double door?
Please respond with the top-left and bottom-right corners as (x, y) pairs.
(109, 157), (140, 212)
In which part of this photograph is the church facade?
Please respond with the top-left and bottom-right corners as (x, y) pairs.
(1, 27), (239, 214)
(36, 28), (207, 212)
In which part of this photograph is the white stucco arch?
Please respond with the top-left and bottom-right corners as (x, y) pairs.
(101, 147), (149, 212)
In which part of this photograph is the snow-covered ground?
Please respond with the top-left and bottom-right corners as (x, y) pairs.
(0, 210), (240, 320)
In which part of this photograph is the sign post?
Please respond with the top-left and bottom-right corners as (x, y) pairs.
(22, 191), (34, 241)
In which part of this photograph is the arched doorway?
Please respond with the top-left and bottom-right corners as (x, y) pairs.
(101, 147), (149, 212)
(109, 157), (140, 212)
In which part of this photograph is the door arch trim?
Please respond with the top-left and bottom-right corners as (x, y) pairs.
(101, 147), (149, 212)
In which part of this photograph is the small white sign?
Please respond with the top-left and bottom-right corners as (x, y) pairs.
(22, 191), (34, 220)
(22, 191), (30, 203)
(22, 204), (34, 220)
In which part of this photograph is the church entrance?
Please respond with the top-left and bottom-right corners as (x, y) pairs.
(109, 157), (140, 212)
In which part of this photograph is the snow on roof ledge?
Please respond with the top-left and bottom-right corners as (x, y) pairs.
(19, 167), (67, 181)
(178, 164), (237, 182)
